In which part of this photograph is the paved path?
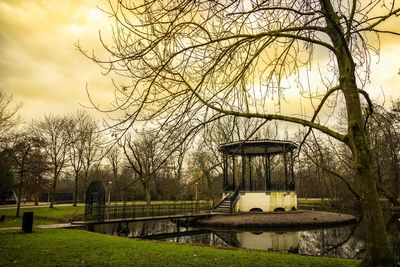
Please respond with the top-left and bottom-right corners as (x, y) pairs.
(0, 223), (81, 232)
(0, 203), (83, 209)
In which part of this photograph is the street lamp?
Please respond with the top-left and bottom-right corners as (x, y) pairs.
(108, 181), (112, 204)
(195, 182), (198, 201)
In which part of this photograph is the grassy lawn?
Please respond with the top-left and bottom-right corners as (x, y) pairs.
(0, 229), (359, 266)
(0, 201), (208, 228)
(298, 198), (326, 205)
(0, 205), (84, 228)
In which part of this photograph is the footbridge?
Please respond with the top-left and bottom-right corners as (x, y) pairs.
(72, 201), (214, 226)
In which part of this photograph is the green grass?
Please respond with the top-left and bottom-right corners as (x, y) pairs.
(0, 201), (209, 228)
(0, 205), (84, 228)
(0, 229), (359, 266)
(298, 198), (326, 205)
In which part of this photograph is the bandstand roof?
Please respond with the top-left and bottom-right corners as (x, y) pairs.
(219, 139), (297, 156)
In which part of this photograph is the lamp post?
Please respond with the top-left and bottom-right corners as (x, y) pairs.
(108, 181), (112, 204)
(195, 182), (198, 201)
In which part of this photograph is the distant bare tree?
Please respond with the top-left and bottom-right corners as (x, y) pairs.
(0, 89), (21, 140)
(3, 133), (45, 216)
(68, 110), (103, 206)
(80, 116), (103, 199)
(31, 115), (71, 208)
(106, 146), (123, 201)
(121, 131), (169, 204)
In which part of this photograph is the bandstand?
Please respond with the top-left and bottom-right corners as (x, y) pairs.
(216, 139), (297, 213)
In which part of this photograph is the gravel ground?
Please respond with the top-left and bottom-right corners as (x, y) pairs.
(196, 210), (357, 229)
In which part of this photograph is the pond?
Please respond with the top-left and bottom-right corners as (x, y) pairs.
(88, 208), (400, 260)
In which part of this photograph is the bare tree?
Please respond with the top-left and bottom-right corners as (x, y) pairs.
(106, 146), (123, 201)
(82, 1), (400, 264)
(80, 118), (103, 199)
(3, 133), (45, 216)
(367, 103), (400, 206)
(121, 131), (170, 204)
(31, 115), (71, 208)
(0, 150), (14, 203)
(68, 110), (102, 206)
(0, 89), (21, 140)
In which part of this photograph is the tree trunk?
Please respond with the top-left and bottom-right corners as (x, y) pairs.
(355, 149), (395, 266)
(49, 172), (58, 208)
(344, 77), (395, 267)
(392, 158), (399, 202)
(142, 180), (151, 205)
(73, 172), (79, 207)
(16, 181), (22, 218)
(145, 187), (151, 205)
(343, 70), (395, 267)
(320, 1), (396, 263)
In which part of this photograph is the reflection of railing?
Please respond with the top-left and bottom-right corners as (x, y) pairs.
(84, 201), (212, 222)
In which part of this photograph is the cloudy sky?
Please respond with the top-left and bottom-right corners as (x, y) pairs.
(0, 0), (114, 121)
(0, 0), (399, 123)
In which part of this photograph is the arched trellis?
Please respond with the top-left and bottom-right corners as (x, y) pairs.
(85, 181), (106, 222)
(219, 139), (297, 192)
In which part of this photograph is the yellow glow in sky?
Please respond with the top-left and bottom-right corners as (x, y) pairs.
(0, 0), (114, 121)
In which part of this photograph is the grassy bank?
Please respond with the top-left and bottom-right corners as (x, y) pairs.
(0, 201), (209, 228)
(0, 205), (84, 228)
(0, 229), (359, 266)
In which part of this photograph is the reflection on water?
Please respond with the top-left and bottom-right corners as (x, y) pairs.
(90, 212), (400, 260)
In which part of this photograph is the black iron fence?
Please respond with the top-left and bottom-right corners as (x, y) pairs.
(84, 201), (212, 222)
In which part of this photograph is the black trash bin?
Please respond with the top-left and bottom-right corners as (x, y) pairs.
(22, 211), (33, 233)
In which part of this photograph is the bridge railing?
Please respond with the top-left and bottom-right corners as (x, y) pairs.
(85, 201), (212, 222)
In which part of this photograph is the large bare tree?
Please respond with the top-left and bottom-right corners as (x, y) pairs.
(81, 1), (400, 265)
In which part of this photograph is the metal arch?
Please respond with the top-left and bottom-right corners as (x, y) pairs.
(85, 181), (106, 222)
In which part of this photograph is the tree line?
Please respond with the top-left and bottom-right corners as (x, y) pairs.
(0, 89), (208, 216)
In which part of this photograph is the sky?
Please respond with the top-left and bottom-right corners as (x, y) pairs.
(0, 0), (399, 124)
(0, 0), (114, 121)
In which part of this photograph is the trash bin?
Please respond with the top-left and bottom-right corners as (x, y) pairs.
(22, 211), (33, 233)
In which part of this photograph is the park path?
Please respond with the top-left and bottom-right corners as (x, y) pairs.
(0, 223), (81, 232)
(0, 203), (84, 210)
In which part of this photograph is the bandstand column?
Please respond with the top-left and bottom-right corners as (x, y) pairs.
(223, 153), (228, 189)
(248, 156), (252, 191)
(232, 155), (236, 190)
(241, 153), (245, 190)
(283, 148), (288, 190)
(265, 149), (271, 191)
(290, 150), (295, 190)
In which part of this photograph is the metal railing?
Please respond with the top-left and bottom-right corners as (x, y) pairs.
(84, 201), (212, 222)
(230, 187), (240, 213)
(270, 182), (296, 191)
